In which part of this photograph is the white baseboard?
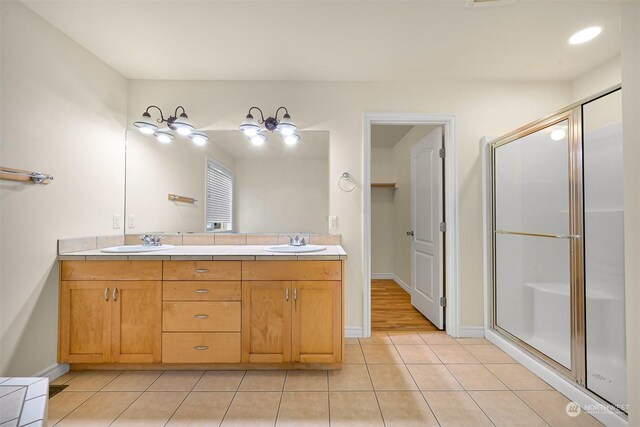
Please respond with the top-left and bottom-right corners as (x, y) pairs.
(33, 363), (69, 381)
(345, 326), (364, 338)
(391, 275), (412, 294)
(486, 329), (628, 427)
(457, 326), (485, 338)
(371, 273), (394, 280)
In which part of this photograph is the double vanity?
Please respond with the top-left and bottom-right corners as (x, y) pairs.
(57, 236), (346, 371)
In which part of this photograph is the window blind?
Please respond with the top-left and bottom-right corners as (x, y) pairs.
(206, 159), (233, 227)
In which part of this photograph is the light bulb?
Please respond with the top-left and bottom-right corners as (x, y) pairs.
(283, 132), (300, 145)
(189, 130), (209, 146)
(176, 126), (193, 136)
(243, 128), (258, 137)
(154, 131), (174, 144)
(251, 133), (267, 146)
(550, 129), (566, 141)
(139, 126), (155, 135)
(569, 26), (602, 45)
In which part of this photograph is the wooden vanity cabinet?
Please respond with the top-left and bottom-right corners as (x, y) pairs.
(241, 261), (343, 364)
(59, 259), (344, 367)
(58, 261), (162, 364)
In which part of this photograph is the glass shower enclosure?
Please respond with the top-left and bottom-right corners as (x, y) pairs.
(488, 86), (625, 412)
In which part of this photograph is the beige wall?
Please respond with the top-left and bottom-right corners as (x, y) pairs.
(125, 131), (235, 233)
(622, 2), (640, 423)
(371, 148), (394, 274)
(128, 79), (571, 330)
(234, 157), (328, 233)
(0, 1), (127, 375)
(570, 56), (621, 102)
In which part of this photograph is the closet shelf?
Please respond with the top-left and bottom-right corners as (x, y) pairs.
(372, 183), (398, 190)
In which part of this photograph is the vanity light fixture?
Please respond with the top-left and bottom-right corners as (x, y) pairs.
(569, 26), (602, 45)
(239, 106), (299, 144)
(283, 131), (301, 145)
(134, 105), (208, 145)
(189, 130), (209, 146)
(251, 131), (268, 146)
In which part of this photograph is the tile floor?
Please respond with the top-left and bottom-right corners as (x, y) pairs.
(48, 332), (602, 426)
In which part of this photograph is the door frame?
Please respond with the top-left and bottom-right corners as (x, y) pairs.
(363, 113), (459, 337)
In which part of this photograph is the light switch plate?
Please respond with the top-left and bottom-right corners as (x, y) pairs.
(112, 215), (121, 229)
(328, 215), (338, 231)
(127, 215), (135, 228)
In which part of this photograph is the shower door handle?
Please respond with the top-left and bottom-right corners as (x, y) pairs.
(495, 230), (580, 240)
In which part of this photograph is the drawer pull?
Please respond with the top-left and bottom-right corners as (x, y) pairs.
(193, 314), (209, 319)
(194, 268), (209, 273)
(194, 289), (209, 294)
(193, 345), (209, 351)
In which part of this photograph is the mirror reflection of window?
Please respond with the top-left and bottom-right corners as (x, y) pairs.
(206, 159), (233, 232)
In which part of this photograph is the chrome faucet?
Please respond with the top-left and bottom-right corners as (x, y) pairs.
(288, 234), (306, 247)
(140, 234), (164, 246)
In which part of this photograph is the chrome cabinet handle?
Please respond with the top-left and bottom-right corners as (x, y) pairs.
(285, 288), (289, 301)
(112, 287), (118, 302)
(194, 289), (209, 294)
(194, 268), (209, 273)
(194, 314), (209, 319)
(193, 346), (209, 351)
(104, 287), (109, 301)
(294, 288), (297, 302)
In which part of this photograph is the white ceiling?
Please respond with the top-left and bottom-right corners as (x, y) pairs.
(22, 0), (623, 82)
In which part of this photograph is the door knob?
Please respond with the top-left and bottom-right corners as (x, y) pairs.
(407, 231), (414, 236)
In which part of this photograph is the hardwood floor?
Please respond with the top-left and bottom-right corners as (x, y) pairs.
(371, 279), (438, 331)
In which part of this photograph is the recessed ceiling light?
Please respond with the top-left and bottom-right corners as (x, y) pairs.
(569, 26), (602, 45)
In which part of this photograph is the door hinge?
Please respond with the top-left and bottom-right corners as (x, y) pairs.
(440, 222), (446, 232)
(440, 296), (447, 307)
(439, 148), (446, 158)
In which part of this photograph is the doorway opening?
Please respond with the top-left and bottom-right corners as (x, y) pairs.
(363, 114), (459, 338)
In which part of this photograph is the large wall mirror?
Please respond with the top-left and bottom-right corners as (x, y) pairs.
(125, 130), (329, 234)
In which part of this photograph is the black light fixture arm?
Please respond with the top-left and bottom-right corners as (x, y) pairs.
(144, 105), (166, 124)
(247, 106), (266, 123)
(143, 105), (189, 124)
(274, 106), (290, 120)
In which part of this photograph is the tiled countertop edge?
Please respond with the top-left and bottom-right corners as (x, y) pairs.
(0, 377), (48, 427)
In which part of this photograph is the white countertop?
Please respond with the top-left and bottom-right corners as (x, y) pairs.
(59, 244), (347, 261)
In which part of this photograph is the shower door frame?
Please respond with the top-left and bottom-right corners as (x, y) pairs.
(487, 85), (621, 387)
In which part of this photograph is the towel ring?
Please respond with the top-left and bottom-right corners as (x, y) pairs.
(338, 172), (357, 192)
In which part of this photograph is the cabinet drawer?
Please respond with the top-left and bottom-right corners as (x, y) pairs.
(163, 281), (241, 301)
(162, 332), (241, 363)
(61, 261), (162, 281)
(163, 302), (241, 332)
(163, 261), (241, 281)
(242, 261), (341, 281)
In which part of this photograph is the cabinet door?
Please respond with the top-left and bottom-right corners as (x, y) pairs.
(242, 281), (291, 363)
(111, 281), (162, 363)
(59, 281), (111, 363)
(292, 281), (342, 363)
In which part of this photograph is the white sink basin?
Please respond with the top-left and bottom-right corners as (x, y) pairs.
(265, 245), (326, 253)
(101, 245), (176, 253)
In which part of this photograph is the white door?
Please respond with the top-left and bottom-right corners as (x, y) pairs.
(410, 128), (444, 329)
